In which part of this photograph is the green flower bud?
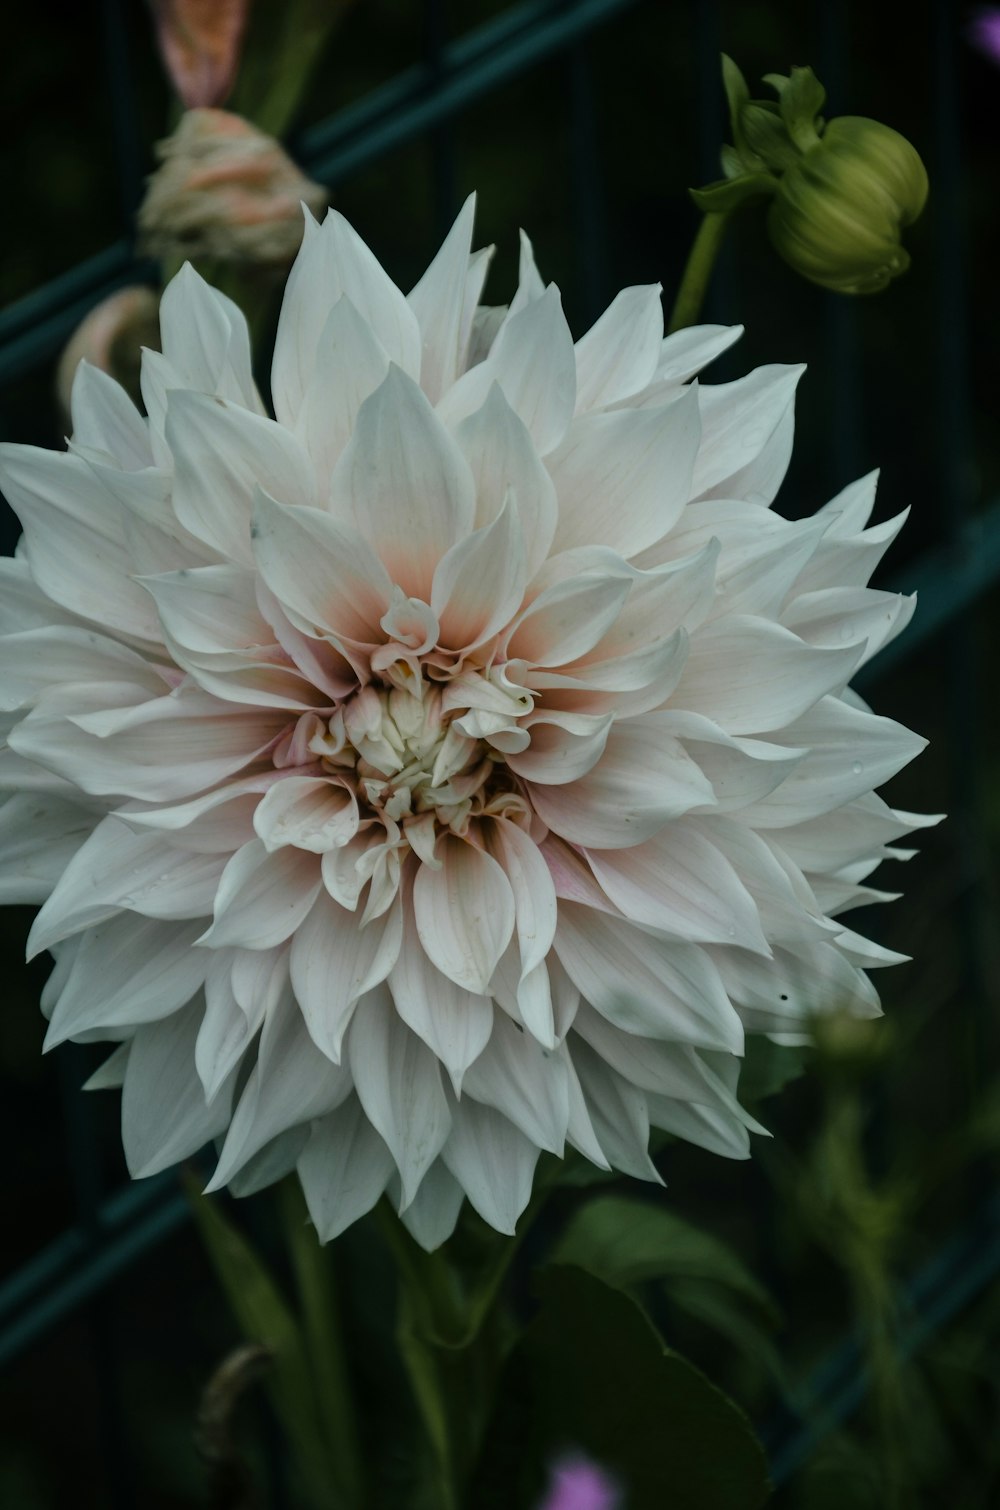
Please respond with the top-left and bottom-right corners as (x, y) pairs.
(689, 59), (929, 298)
(767, 116), (929, 294)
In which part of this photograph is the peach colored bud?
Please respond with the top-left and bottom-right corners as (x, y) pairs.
(138, 108), (328, 266)
(151, 0), (249, 109)
(56, 285), (161, 418)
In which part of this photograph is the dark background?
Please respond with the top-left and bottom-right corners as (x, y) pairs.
(0, 2), (998, 1506)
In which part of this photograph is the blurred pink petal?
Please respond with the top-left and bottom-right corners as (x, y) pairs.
(151, 0), (249, 108)
(968, 7), (1000, 63)
(540, 1455), (622, 1510)
(55, 285), (160, 416)
(138, 109), (327, 266)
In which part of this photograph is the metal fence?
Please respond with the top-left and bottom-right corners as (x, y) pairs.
(1, 0), (997, 1502)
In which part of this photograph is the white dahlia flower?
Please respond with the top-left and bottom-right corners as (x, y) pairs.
(0, 196), (931, 1247)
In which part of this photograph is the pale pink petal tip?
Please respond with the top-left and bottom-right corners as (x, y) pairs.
(968, 8), (1000, 62)
(539, 1455), (622, 1510)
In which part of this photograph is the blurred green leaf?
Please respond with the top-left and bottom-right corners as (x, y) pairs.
(551, 1192), (779, 1322)
(473, 1265), (771, 1509)
(229, 0), (357, 137)
(740, 104), (801, 171)
(740, 1036), (809, 1104)
(766, 65), (826, 153)
(690, 172), (779, 214)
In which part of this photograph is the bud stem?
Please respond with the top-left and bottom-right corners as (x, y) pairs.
(667, 211), (732, 334)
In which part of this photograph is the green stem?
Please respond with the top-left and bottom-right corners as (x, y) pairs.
(280, 1180), (364, 1507)
(376, 1203), (461, 1510)
(667, 211), (732, 333)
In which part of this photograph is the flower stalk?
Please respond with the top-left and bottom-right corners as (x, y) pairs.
(666, 209), (732, 333)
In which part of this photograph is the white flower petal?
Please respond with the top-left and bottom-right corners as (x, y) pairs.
(11, 685), (285, 802)
(554, 901), (743, 1051)
(69, 361), (152, 469)
(291, 889), (402, 1061)
(570, 1040), (660, 1182)
(0, 792), (94, 904)
(463, 1012), (569, 1153)
(454, 382), (558, 577)
(413, 836), (515, 994)
(294, 295), (391, 486)
(159, 261), (263, 413)
(272, 208), (421, 426)
(139, 565), (270, 655)
(438, 284), (576, 455)
(45, 916), (207, 1047)
(389, 897), (493, 1090)
(441, 1097), (539, 1235)
(586, 820), (770, 953)
(397, 1161), (465, 1251)
(653, 323), (744, 385)
(0, 445), (162, 640)
(670, 615), (862, 734)
(167, 390), (317, 565)
(739, 696), (927, 827)
(200, 838), (321, 951)
(298, 1097), (395, 1242)
(431, 491), (526, 651)
(573, 284), (664, 413)
(252, 489), (394, 645)
(484, 817), (558, 978)
(331, 365), (476, 598)
(407, 192), (479, 402)
(348, 986), (451, 1207)
(506, 710), (613, 785)
(548, 387), (701, 558)
(528, 720), (716, 849)
(28, 816), (223, 957)
(209, 990), (351, 1189)
(690, 365), (804, 501)
(506, 573), (630, 667)
(255, 776), (359, 853)
(196, 949), (264, 1101)
(122, 999), (236, 1178)
(782, 587), (915, 664)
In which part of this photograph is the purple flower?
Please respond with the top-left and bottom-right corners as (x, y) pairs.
(539, 1455), (621, 1510)
(968, 8), (1000, 64)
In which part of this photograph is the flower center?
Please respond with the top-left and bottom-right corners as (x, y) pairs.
(275, 664), (536, 843)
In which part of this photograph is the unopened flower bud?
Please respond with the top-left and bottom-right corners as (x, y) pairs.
(768, 117), (929, 294)
(812, 1008), (891, 1073)
(691, 58), (928, 296)
(151, 0), (249, 108)
(56, 285), (160, 418)
(138, 108), (328, 266)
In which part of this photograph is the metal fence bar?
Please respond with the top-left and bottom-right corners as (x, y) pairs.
(423, 0), (459, 241)
(567, 40), (607, 326)
(855, 498), (1000, 687)
(0, 1180), (190, 1371)
(764, 1189), (1000, 1483)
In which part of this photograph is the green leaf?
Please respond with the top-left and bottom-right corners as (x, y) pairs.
(551, 1193), (779, 1321)
(667, 1277), (791, 1396)
(740, 103), (802, 171)
(771, 65), (826, 153)
(185, 1178), (350, 1509)
(279, 1181), (363, 1504)
(721, 54), (751, 145)
(740, 1035), (809, 1104)
(473, 1266), (771, 1510)
(690, 173), (779, 214)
